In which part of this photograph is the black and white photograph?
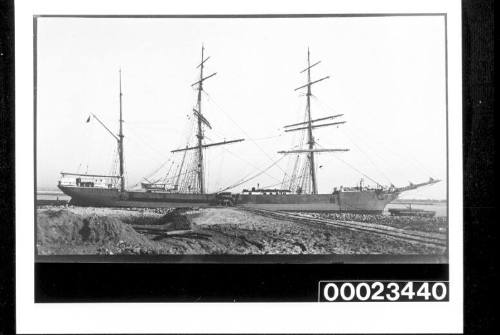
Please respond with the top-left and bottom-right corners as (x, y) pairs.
(12, 0), (468, 333)
(35, 15), (448, 260)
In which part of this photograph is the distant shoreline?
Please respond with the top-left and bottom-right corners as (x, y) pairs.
(392, 198), (447, 204)
(37, 190), (446, 202)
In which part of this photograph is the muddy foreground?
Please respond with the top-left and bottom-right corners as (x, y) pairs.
(36, 206), (447, 255)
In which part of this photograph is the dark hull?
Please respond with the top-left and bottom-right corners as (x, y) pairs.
(236, 192), (399, 213)
(58, 185), (215, 208)
(58, 185), (399, 213)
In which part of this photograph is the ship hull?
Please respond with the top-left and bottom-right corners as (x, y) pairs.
(236, 192), (398, 213)
(58, 185), (399, 213)
(58, 185), (215, 208)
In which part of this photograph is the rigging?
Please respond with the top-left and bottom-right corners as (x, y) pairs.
(278, 48), (348, 194)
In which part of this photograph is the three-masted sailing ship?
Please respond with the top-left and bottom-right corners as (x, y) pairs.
(58, 46), (439, 213)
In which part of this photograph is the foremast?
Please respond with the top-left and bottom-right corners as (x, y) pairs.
(279, 48), (348, 194)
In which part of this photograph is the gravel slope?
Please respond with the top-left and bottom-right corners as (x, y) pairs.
(36, 206), (447, 255)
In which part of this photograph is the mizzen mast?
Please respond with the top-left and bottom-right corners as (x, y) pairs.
(83, 70), (126, 191)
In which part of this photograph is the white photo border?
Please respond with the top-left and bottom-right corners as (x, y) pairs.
(16, 0), (463, 333)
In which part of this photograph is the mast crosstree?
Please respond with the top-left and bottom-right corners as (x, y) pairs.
(280, 48), (349, 194)
(171, 45), (244, 194)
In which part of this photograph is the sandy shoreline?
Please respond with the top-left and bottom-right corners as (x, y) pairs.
(36, 205), (447, 256)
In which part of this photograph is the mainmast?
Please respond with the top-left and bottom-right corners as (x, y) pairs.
(118, 69), (125, 192)
(279, 49), (348, 194)
(171, 45), (244, 194)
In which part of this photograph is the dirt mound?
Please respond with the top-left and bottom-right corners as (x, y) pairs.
(126, 209), (193, 231)
(157, 210), (192, 230)
(37, 209), (151, 246)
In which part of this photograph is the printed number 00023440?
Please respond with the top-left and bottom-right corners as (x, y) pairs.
(319, 281), (448, 302)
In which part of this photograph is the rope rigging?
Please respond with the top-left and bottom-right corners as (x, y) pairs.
(311, 95), (437, 179)
(204, 134), (285, 186)
(202, 91), (288, 175)
(72, 49), (439, 198)
(282, 100), (309, 192)
(217, 155), (286, 193)
(315, 142), (383, 187)
(341, 129), (392, 184)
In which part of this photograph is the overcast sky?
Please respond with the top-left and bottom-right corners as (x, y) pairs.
(36, 16), (447, 199)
